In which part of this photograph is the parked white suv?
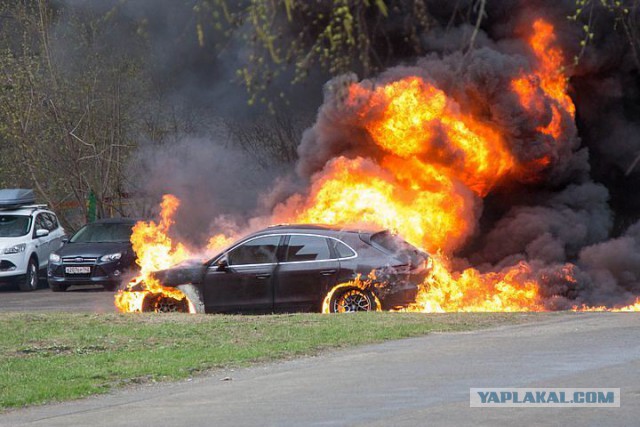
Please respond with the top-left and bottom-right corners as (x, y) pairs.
(0, 189), (66, 291)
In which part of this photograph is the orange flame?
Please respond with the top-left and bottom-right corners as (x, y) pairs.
(400, 257), (544, 313)
(572, 298), (640, 312)
(354, 77), (515, 196)
(512, 19), (575, 141)
(207, 233), (235, 254)
(278, 157), (474, 253)
(115, 18), (639, 313)
(114, 195), (196, 313)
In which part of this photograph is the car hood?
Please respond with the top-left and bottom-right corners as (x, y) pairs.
(56, 241), (132, 258)
(0, 236), (29, 250)
(150, 260), (207, 287)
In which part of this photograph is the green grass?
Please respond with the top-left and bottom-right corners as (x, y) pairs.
(0, 311), (542, 410)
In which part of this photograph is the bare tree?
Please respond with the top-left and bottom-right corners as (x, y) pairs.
(0, 0), (148, 228)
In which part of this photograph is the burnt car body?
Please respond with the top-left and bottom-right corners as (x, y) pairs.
(47, 218), (138, 291)
(140, 225), (432, 313)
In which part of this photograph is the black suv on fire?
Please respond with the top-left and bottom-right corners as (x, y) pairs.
(47, 218), (138, 291)
(135, 224), (432, 313)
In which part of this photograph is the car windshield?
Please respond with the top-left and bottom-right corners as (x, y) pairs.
(70, 222), (133, 243)
(0, 215), (32, 237)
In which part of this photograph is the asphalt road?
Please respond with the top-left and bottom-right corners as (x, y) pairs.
(0, 285), (117, 313)
(1, 312), (638, 426)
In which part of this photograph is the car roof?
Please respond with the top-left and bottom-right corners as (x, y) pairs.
(252, 224), (385, 237)
(0, 206), (54, 216)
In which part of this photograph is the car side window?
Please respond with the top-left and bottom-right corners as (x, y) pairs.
(285, 235), (331, 262)
(34, 214), (46, 231)
(42, 213), (55, 231)
(227, 236), (280, 265)
(45, 213), (59, 231)
(330, 239), (356, 258)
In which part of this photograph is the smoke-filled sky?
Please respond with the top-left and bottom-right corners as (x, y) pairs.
(56, 1), (640, 307)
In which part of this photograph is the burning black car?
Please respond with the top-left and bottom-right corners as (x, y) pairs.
(47, 218), (138, 291)
(132, 224), (432, 313)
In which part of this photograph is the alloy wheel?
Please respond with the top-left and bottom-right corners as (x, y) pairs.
(333, 289), (372, 312)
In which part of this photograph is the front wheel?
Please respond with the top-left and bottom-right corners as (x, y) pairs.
(142, 294), (189, 313)
(328, 288), (377, 313)
(19, 258), (39, 292)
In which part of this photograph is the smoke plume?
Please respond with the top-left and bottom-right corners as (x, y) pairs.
(82, 1), (639, 309)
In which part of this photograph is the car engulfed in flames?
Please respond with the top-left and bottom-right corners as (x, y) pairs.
(116, 217), (433, 314)
(114, 17), (640, 314)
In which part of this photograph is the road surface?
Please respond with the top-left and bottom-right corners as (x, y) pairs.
(0, 286), (117, 313)
(1, 312), (637, 426)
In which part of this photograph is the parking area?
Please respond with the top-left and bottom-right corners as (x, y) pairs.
(0, 285), (117, 313)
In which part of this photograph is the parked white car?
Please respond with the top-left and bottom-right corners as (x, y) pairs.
(0, 189), (66, 291)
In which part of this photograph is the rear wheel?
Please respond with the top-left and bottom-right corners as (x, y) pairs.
(19, 258), (38, 292)
(329, 288), (377, 313)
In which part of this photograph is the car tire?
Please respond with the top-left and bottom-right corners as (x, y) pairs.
(141, 294), (190, 313)
(50, 283), (68, 292)
(328, 287), (378, 313)
(19, 257), (39, 292)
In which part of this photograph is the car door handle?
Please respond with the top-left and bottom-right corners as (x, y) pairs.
(255, 274), (271, 279)
(320, 269), (336, 276)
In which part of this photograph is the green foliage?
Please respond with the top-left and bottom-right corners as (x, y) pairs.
(0, 0), (150, 227)
(568, 0), (640, 67)
(197, 0), (434, 110)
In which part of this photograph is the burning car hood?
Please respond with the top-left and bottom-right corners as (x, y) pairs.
(149, 259), (207, 287)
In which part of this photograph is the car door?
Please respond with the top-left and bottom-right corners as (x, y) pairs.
(202, 235), (282, 313)
(45, 213), (65, 252)
(32, 213), (50, 270)
(274, 234), (339, 311)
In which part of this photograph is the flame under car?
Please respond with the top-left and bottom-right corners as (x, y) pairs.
(127, 225), (432, 313)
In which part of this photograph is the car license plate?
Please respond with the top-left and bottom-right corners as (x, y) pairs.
(65, 266), (91, 274)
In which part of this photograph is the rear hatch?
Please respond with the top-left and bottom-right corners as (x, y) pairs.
(366, 230), (430, 275)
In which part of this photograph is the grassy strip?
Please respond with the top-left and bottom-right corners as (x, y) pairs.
(0, 312), (543, 410)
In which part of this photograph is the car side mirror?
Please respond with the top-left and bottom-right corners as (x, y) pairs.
(35, 229), (49, 238)
(216, 258), (229, 271)
(61, 236), (69, 244)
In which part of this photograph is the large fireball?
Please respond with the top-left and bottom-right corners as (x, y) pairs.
(115, 18), (640, 314)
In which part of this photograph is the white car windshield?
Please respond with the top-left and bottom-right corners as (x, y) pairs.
(0, 215), (32, 237)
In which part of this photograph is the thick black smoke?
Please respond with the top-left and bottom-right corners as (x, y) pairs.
(269, 1), (640, 308)
(56, 1), (640, 307)
(128, 134), (282, 246)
